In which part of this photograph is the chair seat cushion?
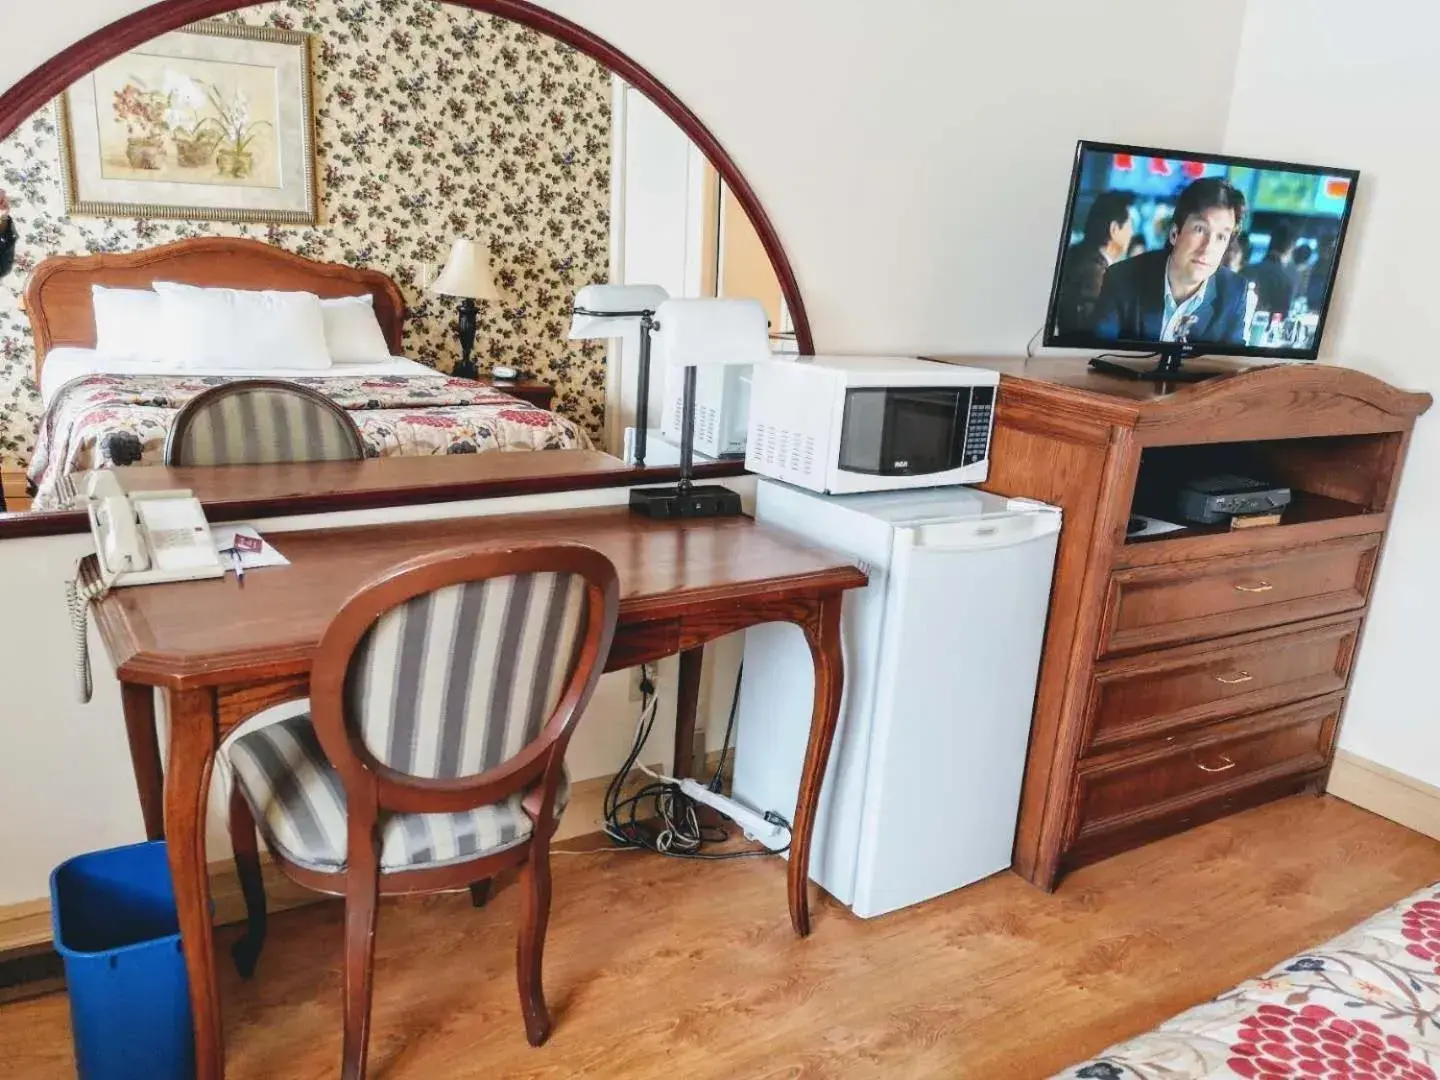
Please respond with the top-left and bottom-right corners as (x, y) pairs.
(226, 713), (569, 874)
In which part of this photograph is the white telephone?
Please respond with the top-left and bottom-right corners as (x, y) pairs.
(67, 471), (225, 702)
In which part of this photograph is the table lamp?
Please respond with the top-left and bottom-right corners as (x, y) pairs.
(432, 238), (500, 381)
(569, 283), (669, 467)
(629, 297), (772, 519)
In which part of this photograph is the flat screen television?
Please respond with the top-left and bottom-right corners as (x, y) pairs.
(1043, 140), (1359, 381)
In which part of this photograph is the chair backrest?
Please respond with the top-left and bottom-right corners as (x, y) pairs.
(164, 379), (365, 466)
(308, 542), (620, 818)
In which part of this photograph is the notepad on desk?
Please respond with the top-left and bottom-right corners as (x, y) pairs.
(211, 525), (289, 572)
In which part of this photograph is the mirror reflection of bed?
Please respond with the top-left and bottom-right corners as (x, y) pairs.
(0, 0), (800, 516)
(21, 239), (603, 510)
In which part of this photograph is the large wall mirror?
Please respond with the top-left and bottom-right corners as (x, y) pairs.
(0, 0), (808, 525)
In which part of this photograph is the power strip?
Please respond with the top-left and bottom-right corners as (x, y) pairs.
(677, 779), (790, 851)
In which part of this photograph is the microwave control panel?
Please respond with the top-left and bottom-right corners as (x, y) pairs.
(962, 386), (995, 468)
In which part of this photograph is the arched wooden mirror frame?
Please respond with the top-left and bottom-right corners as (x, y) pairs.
(0, 0), (814, 536)
(0, 1), (810, 351)
(0, 0), (811, 353)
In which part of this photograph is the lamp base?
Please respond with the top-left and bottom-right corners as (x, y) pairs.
(629, 484), (743, 519)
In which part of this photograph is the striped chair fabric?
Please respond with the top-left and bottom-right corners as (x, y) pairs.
(225, 571), (587, 874)
(346, 572), (589, 780)
(227, 714), (571, 872)
(167, 382), (364, 466)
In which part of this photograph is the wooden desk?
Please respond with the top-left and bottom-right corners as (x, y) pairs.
(88, 507), (867, 1080)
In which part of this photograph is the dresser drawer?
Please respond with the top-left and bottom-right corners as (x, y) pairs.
(1071, 695), (1341, 848)
(1084, 615), (1359, 752)
(1099, 534), (1379, 657)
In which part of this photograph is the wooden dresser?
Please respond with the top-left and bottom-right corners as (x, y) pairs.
(928, 357), (1431, 891)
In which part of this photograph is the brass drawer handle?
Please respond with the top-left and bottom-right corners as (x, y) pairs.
(1234, 581), (1274, 593)
(1214, 671), (1254, 685)
(1197, 754), (1237, 773)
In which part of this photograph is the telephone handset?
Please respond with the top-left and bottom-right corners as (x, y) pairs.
(68, 471), (225, 702)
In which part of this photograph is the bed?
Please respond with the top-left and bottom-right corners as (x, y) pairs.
(23, 237), (590, 509)
(1056, 880), (1440, 1079)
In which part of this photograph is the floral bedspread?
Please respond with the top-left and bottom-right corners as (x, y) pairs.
(1056, 882), (1440, 1079)
(28, 373), (591, 510)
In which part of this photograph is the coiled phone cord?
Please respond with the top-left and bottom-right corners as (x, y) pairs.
(67, 567), (110, 705)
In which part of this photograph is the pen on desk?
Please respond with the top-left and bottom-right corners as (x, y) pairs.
(231, 547), (245, 588)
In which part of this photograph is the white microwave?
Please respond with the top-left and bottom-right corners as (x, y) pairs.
(745, 356), (998, 494)
(660, 362), (751, 458)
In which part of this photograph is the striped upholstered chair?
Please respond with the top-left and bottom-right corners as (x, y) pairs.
(222, 541), (619, 1078)
(163, 379), (365, 466)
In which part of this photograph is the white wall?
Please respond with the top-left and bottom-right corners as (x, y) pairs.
(1224, 0), (1440, 787)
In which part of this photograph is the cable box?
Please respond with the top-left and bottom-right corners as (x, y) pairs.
(1175, 474), (1291, 525)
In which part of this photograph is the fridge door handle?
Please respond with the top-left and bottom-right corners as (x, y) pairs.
(908, 511), (1061, 551)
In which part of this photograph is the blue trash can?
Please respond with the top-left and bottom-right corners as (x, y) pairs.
(51, 840), (195, 1080)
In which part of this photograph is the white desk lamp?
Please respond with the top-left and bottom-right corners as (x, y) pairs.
(569, 283), (670, 467)
(431, 238), (501, 381)
(630, 298), (772, 518)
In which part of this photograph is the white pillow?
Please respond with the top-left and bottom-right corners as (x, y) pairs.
(92, 285), (162, 361)
(153, 282), (332, 371)
(321, 294), (392, 363)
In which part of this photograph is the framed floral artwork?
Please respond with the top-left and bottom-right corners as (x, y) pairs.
(57, 21), (317, 224)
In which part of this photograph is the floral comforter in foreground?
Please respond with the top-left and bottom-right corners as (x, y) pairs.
(1057, 882), (1440, 1079)
(28, 373), (591, 509)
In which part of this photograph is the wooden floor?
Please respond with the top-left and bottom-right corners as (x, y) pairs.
(6, 794), (1440, 1079)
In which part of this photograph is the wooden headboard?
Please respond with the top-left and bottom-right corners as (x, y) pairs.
(24, 237), (408, 381)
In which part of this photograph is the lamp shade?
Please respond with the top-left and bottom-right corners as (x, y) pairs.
(431, 239), (500, 300)
(653, 298), (772, 367)
(568, 283), (670, 339)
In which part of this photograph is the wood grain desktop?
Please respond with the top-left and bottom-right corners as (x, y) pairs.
(84, 506), (867, 1080)
(2, 795), (1437, 1079)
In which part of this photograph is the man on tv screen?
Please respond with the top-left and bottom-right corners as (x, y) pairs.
(1246, 221), (1298, 318)
(1090, 176), (1248, 346)
(1052, 191), (1136, 335)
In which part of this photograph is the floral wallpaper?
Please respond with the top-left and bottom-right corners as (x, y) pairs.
(0, 0), (613, 468)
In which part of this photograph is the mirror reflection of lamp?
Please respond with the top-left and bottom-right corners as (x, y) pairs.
(568, 283), (670, 467)
(627, 298), (772, 519)
(431, 239), (500, 382)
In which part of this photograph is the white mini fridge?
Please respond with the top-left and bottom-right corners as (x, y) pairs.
(732, 480), (1061, 918)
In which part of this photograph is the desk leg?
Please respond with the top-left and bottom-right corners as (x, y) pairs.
(121, 682), (165, 841)
(789, 592), (844, 938)
(165, 687), (224, 1080)
(672, 647), (704, 779)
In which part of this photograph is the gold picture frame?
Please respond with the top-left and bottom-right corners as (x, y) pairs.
(57, 21), (317, 225)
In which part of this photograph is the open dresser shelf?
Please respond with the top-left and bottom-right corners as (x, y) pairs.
(925, 355), (1432, 891)
(1123, 491), (1374, 549)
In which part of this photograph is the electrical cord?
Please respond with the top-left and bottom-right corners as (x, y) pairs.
(1025, 326), (1043, 358)
(601, 662), (791, 861)
(708, 660), (742, 794)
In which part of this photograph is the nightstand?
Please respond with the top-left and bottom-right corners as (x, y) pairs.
(480, 378), (555, 411)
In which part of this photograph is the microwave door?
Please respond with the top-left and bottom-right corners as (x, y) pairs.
(840, 388), (969, 477)
(887, 389), (965, 475)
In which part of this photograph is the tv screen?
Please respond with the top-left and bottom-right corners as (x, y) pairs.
(1043, 141), (1359, 361)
